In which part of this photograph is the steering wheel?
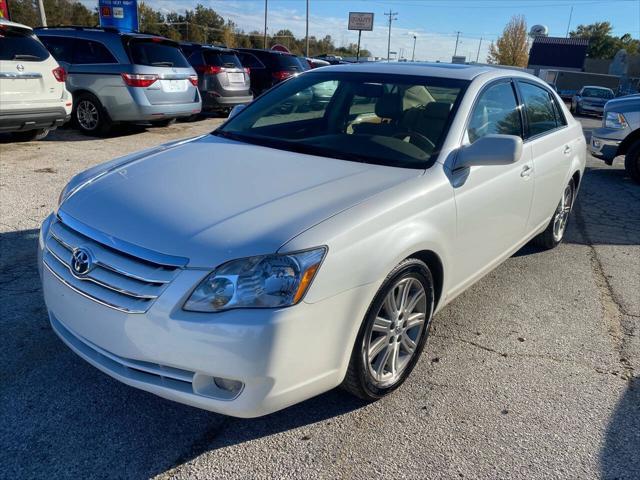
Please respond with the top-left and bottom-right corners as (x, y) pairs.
(391, 130), (435, 152)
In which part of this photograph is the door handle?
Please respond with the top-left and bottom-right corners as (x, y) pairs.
(563, 145), (572, 155)
(520, 165), (532, 178)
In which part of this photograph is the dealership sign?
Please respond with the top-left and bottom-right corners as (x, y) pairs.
(98, 0), (138, 32)
(0, 0), (10, 20)
(348, 12), (374, 31)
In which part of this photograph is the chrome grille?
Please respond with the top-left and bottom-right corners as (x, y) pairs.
(43, 218), (180, 313)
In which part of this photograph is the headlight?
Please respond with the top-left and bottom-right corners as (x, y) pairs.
(183, 247), (327, 312)
(604, 112), (628, 129)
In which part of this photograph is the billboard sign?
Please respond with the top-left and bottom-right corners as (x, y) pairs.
(0, 0), (10, 20)
(98, 0), (138, 32)
(348, 12), (374, 31)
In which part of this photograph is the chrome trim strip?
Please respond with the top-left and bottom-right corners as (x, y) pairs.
(57, 210), (189, 267)
(49, 230), (171, 284)
(43, 262), (146, 314)
(45, 247), (158, 300)
(0, 72), (43, 79)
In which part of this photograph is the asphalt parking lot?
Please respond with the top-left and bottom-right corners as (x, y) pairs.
(1, 116), (638, 479)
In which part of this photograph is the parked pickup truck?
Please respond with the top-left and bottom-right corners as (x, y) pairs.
(590, 94), (640, 183)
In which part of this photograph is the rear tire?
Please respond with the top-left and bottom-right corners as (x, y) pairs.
(10, 128), (49, 142)
(531, 178), (575, 250)
(341, 258), (435, 401)
(73, 93), (112, 136)
(624, 141), (640, 184)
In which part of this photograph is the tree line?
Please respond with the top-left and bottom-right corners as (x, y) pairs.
(7, 0), (370, 58)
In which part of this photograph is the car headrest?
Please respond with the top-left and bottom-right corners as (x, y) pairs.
(422, 101), (453, 119)
(375, 94), (403, 120)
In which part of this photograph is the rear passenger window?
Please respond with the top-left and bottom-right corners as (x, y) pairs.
(38, 36), (74, 63)
(468, 81), (522, 143)
(519, 82), (560, 137)
(72, 40), (117, 64)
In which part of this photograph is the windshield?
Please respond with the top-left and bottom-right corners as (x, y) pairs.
(203, 50), (243, 68)
(582, 88), (614, 99)
(127, 39), (190, 68)
(216, 72), (467, 169)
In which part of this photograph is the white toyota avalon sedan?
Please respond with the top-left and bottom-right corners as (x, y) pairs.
(39, 63), (586, 417)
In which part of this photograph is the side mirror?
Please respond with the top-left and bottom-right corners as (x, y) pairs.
(455, 134), (523, 169)
(228, 104), (247, 120)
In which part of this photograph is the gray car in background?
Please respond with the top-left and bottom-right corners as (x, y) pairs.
(36, 27), (201, 135)
(570, 85), (615, 117)
(590, 94), (640, 183)
(179, 43), (252, 114)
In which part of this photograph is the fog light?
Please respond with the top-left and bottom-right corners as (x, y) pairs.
(214, 377), (243, 395)
(592, 139), (602, 148)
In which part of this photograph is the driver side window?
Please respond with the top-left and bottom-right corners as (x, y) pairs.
(468, 81), (522, 143)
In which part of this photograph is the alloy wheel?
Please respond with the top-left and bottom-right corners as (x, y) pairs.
(553, 183), (573, 242)
(77, 100), (99, 131)
(365, 277), (427, 387)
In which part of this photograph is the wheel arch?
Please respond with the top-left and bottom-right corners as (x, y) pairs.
(617, 128), (640, 157)
(404, 249), (444, 312)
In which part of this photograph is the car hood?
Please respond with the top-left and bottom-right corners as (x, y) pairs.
(59, 135), (419, 268)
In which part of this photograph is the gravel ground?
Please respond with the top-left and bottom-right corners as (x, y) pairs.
(0, 116), (638, 480)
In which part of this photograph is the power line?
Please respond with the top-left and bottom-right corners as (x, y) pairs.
(385, 10), (398, 62)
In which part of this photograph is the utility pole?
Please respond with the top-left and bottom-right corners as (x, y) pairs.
(412, 35), (417, 61)
(37, 0), (47, 27)
(453, 31), (461, 57)
(263, 0), (268, 49)
(565, 6), (573, 37)
(476, 37), (482, 63)
(385, 10), (398, 62)
(305, 0), (310, 57)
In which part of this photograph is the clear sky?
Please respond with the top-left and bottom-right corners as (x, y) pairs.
(136, 0), (640, 61)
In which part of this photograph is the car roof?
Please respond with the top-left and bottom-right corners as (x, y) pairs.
(0, 17), (32, 31)
(581, 85), (614, 91)
(34, 26), (175, 41)
(320, 62), (525, 81)
(236, 48), (296, 57)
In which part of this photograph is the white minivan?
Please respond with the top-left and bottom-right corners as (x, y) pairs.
(0, 18), (72, 141)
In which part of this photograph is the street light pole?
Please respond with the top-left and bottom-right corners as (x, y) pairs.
(412, 35), (417, 61)
(385, 10), (398, 62)
(453, 31), (461, 57)
(263, 0), (268, 49)
(37, 0), (47, 27)
(305, 0), (310, 57)
(476, 37), (482, 63)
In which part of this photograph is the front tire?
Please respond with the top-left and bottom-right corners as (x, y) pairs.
(342, 258), (435, 401)
(531, 178), (575, 250)
(624, 141), (640, 184)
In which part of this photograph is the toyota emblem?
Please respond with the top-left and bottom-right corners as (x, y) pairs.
(16, 64), (24, 72)
(71, 248), (93, 275)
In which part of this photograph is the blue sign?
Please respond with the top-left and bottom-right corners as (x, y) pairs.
(98, 0), (138, 33)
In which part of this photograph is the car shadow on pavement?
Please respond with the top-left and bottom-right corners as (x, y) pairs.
(0, 228), (367, 479)
(600, 377), (640, 479)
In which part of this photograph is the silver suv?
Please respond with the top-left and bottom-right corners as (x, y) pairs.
(36, 27), (201, 135)
(590, 94), (640, 183)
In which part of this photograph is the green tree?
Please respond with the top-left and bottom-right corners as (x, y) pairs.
(570, 22), (619, 59)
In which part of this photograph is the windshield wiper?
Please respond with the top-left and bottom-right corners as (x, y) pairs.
(12, 54), (42, 60)
(151, 61), (174, 67)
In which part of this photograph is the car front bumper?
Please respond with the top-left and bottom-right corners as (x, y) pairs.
(579, 103), (605, 115)
(38, 214), (372, 417)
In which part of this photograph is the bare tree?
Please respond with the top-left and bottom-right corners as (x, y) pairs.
(487, 15), (529, 67)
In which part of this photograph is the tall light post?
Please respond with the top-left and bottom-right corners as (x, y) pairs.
(453, 31), (461, 57)
(263, 0), (268, 49)
(412, 35), (417, 61)
(305, 0), (310, 57)
(385, 10), (398, 62)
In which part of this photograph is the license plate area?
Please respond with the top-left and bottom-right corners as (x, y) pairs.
(228, 73), (245, 84)
(161, 79), (188, 92)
